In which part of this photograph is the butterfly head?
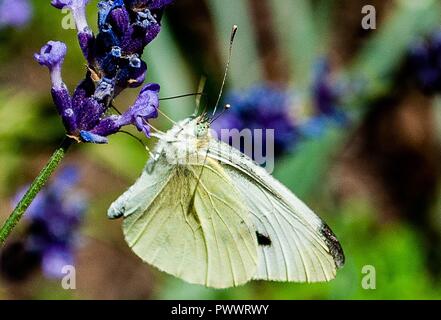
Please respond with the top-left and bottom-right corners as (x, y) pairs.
(160, 115), (212, 148)
(194, 115), (210, 138)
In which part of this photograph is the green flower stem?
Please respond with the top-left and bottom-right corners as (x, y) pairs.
(0, 137), (75, 246)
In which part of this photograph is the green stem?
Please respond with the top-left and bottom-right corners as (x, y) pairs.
(0, 137), (75, 246)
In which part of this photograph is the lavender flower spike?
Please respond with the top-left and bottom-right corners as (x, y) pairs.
(51, 0), (93, 62)
(81, 83), (160, 143)
(0, 0), (32, 28)
(34, 41), (67, 89)
(119, 82), (160, 137)
(34, 41), (77, 133)
(51, 0), (90, 32)
(34, 0), (173, 143)
(126, 0), (174, 10)
(0, 166), (86, 281)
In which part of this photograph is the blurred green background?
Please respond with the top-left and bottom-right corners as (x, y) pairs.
(1, 0), (441, 299)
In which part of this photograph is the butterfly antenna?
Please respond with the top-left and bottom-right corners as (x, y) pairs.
(158, 109), (177, 125)
(141, 118), (165, 135)
(159, 92), (205, 101)
(211, 25), (238, 119)
(118, 130), (156, 159)
(210, 104), (231, 124)
(193, 76), (207, 117)
(111, 103), (171, 131)
(157, 106), (187, 132)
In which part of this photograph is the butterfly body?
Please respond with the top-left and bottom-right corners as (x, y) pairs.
(152, 118), (211, 166)
(108, 116), (344, 288)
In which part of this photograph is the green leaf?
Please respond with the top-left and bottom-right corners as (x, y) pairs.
(271, 0), (321, 87)
(207, 0), (262, 86)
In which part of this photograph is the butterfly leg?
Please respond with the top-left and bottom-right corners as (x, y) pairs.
(146, 149), (163, 173)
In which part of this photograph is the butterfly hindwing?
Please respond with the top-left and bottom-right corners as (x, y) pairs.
(207, 140), (345, 282)
(111, 156), (258, 288)
(108, 158), (174, 220)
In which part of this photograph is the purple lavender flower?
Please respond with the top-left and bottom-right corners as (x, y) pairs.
(407, 29), (441, 94)
(41, 246), (75, 279)
(0, 166), (86, 281)
(126, 0), (174, 10)
(304, 57), (349, 138)
(34, 41), (67, 88)
(311, 58), (349, 120)
(212, 84), (299, 157)
(213, 80), (350, 159)
(81, 82), (160, 142)
(312, 58), (340, 117)
(0, 0), (32, 28)
(35, 0), (174, 144)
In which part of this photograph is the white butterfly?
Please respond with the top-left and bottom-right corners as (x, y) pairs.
(108, 116), (345, 289)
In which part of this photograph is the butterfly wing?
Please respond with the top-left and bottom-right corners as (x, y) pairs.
(207, 140), (345, 282)
(109, 156), (258, 288)
(108, 157), (174, 220)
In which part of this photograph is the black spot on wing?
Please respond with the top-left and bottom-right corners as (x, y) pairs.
(109, 205), (125, 220)
(256, 232), (272, 246)
(320, 223), (345, 268)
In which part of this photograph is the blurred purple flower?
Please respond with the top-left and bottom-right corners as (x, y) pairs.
(300, 57), (350, 139)
(311, 57), (349, 121)
(0, 166), (86, 281)
(213, 80), (350, 159)
(41, 245), (74, 279)
(212, 84), (299, 157)
(312, 58), (340, 117)
(407, 28), (441, 94)
(81, 82), (160, 142)
(36, 0), (174, 144)
(0, 0), (32, 28)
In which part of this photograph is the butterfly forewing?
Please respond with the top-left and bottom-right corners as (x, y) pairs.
(112, 155), (258, 288)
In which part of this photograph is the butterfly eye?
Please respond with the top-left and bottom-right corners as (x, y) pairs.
(195, 123), (208, 137)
